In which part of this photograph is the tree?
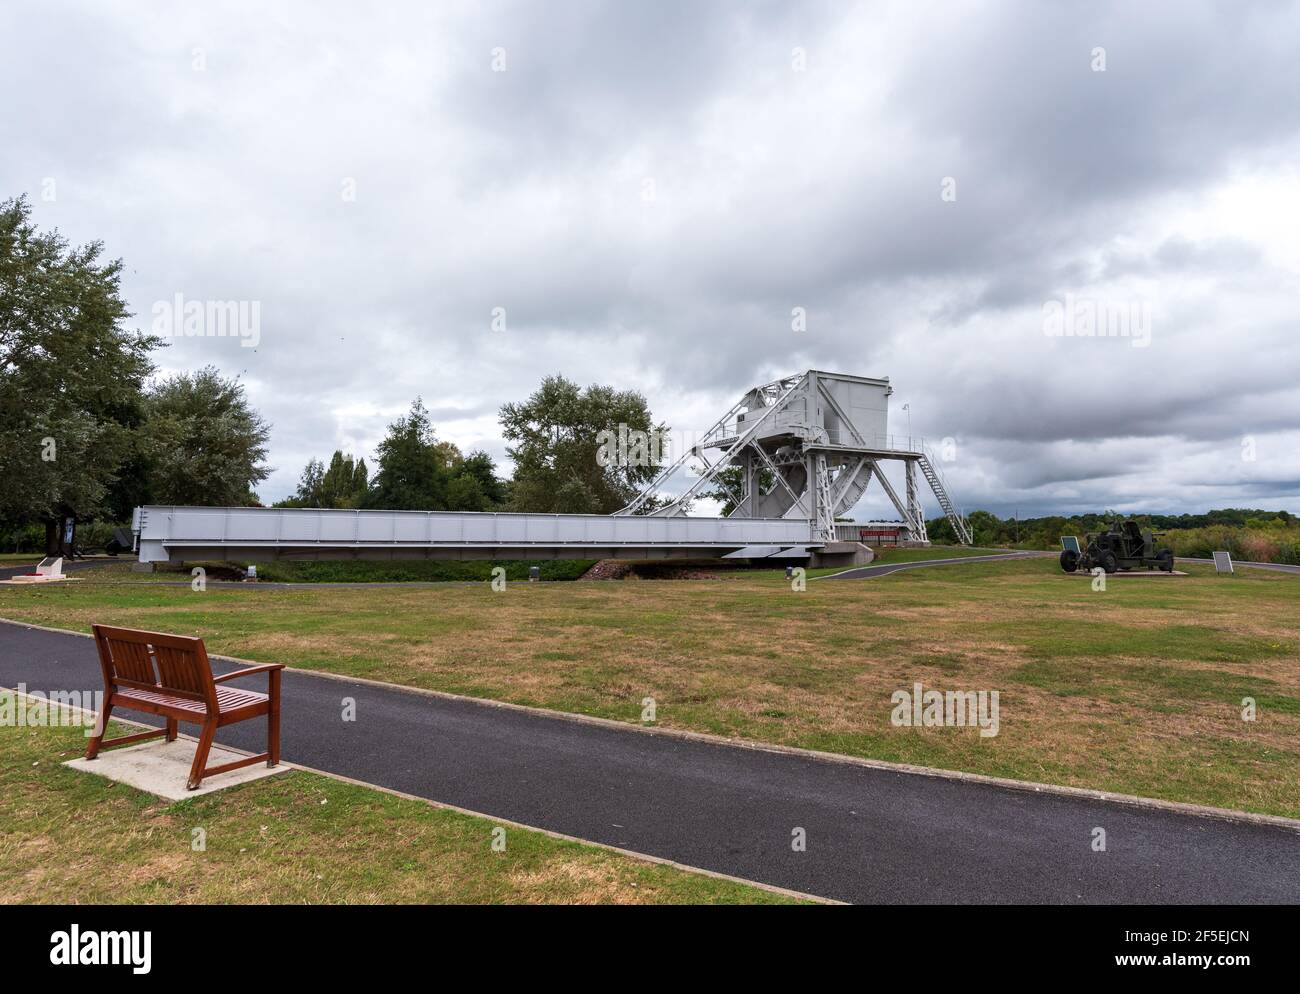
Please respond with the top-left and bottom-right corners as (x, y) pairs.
(445, 473), (489, 511)
(288, 458), (326, 507)
(500, 375), (666, 514)
(0, 196), (158, 554)
(366, 399), (449, 510)
(433, 440), (463, 473)
(346, 401), (504, 512)
(352, 455), (368, 497)
(703, 464), (769, 516)
(961, 510), (1000, 546)
(319, 451), (367, 507)
(457, 450), (506, 506)
(143, 366), (271, 506)
(444, 449), (505, 511)
(283, 450), (369, 508)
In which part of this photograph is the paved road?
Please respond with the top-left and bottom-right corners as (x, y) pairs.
(3, 620), (1298, 903)
(0, 559), (113, 581)
(1182, 558), (1300, 575)
(825, 552), (1300, 581)
(820, 551), (1049, 580)
(58, 579), (496, 589)
(0, 560), (479, 589)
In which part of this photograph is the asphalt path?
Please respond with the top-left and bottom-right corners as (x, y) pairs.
(1188, 558), (1300, 575)
(819, 551), (1049, 580)
(823, 551), (1300, 580)
(2, 620), (1297, 904)
(0, 558), (114, 581)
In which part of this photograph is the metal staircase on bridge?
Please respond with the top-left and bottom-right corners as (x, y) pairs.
(918, 449), (972, 545)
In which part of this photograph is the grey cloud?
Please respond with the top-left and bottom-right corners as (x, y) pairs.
(3, 0), (1298, 514)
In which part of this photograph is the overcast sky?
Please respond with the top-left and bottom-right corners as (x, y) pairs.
(5, 0), (1299, 518)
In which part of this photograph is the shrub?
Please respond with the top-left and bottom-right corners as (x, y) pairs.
(249, 559), (597, 583)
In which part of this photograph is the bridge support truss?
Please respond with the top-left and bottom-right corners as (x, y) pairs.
(617, 370), (971, 545)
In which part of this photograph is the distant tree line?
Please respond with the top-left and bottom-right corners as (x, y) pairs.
(926, 508), (1300, 562)
(277, 376), (662, 515)
(277, 400), (507, 513)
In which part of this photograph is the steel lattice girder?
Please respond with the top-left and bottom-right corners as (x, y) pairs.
(616, 369), (970, 544)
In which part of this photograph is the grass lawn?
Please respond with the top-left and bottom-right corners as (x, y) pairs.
(252, 558), (597, 583)
(3, 557), (1298, 817)
(11, 558), (599, 584)
(14, 545), (1001, 585)
(0, 695), (796, 904)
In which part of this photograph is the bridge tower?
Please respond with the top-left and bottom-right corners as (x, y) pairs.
(617, 370), (971, 545)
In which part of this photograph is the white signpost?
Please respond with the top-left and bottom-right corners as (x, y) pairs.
(1212, 551), (1234, 574)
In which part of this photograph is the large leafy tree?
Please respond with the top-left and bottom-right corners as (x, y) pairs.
(458, 450), (506, 506)
(441, 449), (506, 512)
(500, 375), (665, 514)
(292, 403), (505, 512)
(0, 196), (158, 553)
(143, 366), (271, 506)
(366, 399), (449, 510)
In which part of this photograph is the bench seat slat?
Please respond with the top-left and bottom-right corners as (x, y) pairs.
(116, 684), (268, 716)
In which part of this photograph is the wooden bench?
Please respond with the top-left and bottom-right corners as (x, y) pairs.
(87, 624), (283, 790)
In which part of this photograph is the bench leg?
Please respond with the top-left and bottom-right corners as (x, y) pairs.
(85, 697), (114, 760)
(165, 717), (178, 742)
(267, 669), (281, 768)
(187, 717), (218, 790)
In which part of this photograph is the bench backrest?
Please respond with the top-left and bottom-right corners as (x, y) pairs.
(91, 624), (217, 708)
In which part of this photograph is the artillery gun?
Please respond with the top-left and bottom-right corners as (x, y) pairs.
(1060, 520), (1173, 574)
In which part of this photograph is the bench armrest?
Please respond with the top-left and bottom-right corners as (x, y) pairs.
(212, 663), (286, 684)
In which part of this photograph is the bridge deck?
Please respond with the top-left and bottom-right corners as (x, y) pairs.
(133, 505), (820, 564)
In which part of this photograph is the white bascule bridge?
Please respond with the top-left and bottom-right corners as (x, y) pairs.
(134, 370), (970, 567)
